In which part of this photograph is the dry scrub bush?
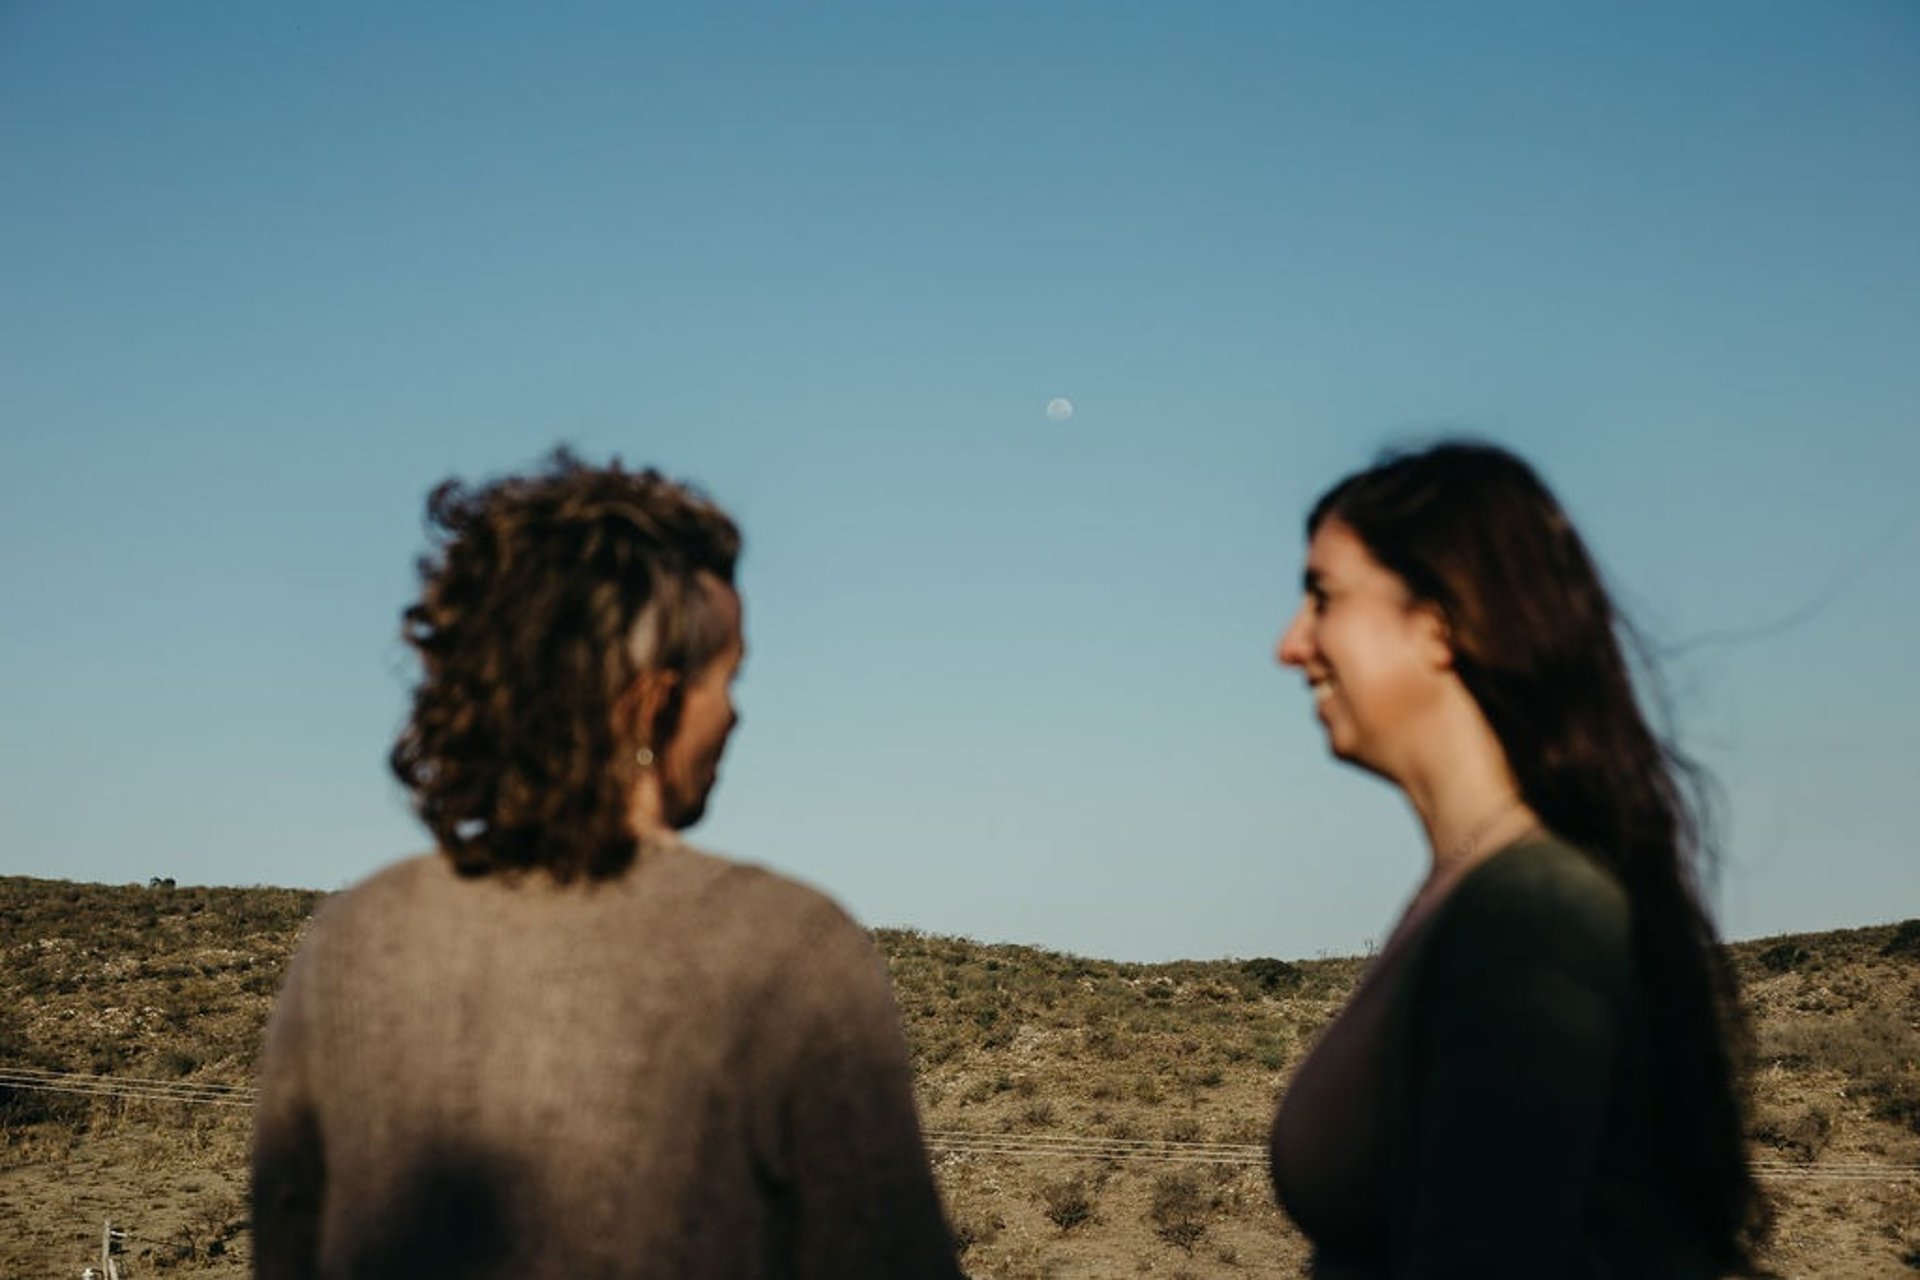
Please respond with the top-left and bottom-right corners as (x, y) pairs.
(1750, 1100), (1834, 1161)
(947, 1200), (1004, 1257)
(1149, 1172), (1212, 1253)
(1163, 1115), (1203, 1144)
(1880, 920), (1920, 959)
(1760, 1006), (1920, 1132)
(154, 1192), (248, 1270)
(1040, 1175), (1095, 1231)
(1019, 1100), (1057, 1129)
(1756, 941), (1813, 974)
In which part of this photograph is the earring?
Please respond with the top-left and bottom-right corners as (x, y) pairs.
(635, 747), (655, 768)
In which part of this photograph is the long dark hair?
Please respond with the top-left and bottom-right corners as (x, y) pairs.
(1310, 440), (1768, 1271)
(389, 449), (741, 881)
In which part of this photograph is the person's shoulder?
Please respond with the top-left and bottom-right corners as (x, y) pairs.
(669, 840), (872, 949)
(264, 855), (447, 1008)
(1466, 834), (1627, 921)
(1439, 834), (1632, 975)
(292, 853), (449, 941)
(319, 852), (449, 912)
(669, 843), (899, 1025)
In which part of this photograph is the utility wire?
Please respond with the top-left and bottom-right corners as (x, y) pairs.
(4, 1069), (1914, 1180)
(0, 1066), (256, 1108)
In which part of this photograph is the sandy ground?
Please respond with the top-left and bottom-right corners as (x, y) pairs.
(3, 1113), (1915, 1277)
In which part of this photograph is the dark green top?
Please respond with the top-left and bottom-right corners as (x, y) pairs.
(1273, 836), (1720, 1279)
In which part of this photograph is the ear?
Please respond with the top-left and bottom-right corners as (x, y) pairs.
(615, 669), (683, 756)
(1413, 602), (1455, 671)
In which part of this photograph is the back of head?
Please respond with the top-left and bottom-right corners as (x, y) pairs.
(1312, 440), (1769, 1270)
(389, 449), (741, 882)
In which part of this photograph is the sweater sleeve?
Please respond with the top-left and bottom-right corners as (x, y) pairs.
(1396, 845), (1633, 1280)
(251, 931), (326, 1280)
(756, 903), (966, 1280)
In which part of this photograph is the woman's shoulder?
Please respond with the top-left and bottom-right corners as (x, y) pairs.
(1462, 833), (1626, 916)
(1430, 833), (1633, 981)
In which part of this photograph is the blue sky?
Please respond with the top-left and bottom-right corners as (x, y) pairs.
(2, 3), (1915, 961)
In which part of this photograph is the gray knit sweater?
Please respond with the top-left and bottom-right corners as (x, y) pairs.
(252, 840), (964, 1279)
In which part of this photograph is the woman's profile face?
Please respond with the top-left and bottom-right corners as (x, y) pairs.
(658, 584), (745, 830)
(1275, 517), (1449, 780)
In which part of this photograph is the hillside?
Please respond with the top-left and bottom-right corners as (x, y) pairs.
(2, 875), (1916, 1277)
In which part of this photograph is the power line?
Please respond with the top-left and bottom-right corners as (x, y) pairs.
(925, 1129), (1920, 1180)
(1748, 1160), (1920, 1182)
(0, 1066), (256, 1108)
(927, 1130), (1269, 1167)
(3, 1069), (1914, 1182)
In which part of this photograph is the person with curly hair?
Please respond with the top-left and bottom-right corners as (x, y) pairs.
(253, 451), (964, 1279)
(1267, 442), (1769, 1277)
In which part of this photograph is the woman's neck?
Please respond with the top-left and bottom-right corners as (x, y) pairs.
(1396, 695), (1536, 879)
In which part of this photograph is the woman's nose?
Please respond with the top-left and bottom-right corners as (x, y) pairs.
(1276, 605), (1311, 668)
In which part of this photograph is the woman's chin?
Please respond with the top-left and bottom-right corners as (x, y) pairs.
(1322, 731), (1382, 778)
(1315, 716), (1356, 763)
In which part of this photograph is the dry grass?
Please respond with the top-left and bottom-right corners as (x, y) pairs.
(2, 875), (1916, 1277)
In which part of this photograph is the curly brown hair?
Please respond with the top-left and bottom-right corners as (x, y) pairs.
(389, 449), (741, 881)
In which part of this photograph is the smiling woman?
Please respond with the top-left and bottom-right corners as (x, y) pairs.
(251, 450), (963, 1280)
(1277, 517), (1452, 780)
(1268, 441), (1769, 1278)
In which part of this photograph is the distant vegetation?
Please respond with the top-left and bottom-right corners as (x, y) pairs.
(2, 875), (1916, 1276)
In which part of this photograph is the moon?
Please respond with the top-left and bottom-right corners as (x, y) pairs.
(1045, 397), (1075, 422)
